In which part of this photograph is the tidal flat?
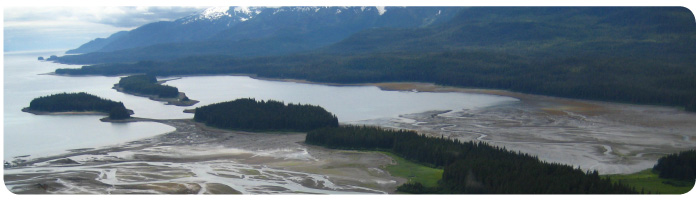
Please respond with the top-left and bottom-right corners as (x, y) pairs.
(4, 119), (402, 194)
(359, 82), (695, 175)
(4, 81), (694, 194)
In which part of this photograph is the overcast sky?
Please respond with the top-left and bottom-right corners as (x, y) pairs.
(3, 0), (695, 52)
(1, 0), (363, 53)
(3, 6), (209, 52)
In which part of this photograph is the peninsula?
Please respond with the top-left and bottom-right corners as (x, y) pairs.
(114, 74), (198, 106)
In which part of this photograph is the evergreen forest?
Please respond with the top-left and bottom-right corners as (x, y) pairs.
(652, 150), (696, 182)
(117, 74), (179, 98)
(306, 126), (638, 194)
(27, 92), (131, 119)
(53, 7), (695, 111)
(193, 98), (339, 131)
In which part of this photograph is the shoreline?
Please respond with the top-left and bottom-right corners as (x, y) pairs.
(50, 73), (691, 115)
(112, 83), (199, 106)
(5, 118), (181, 168)
(21, 107), (135, 117)
(5, 118), (404, 194)
(21, 107), (109, 116)
(22, 74), (694, 175)
(246, 76), (692, 115)
(253, 77), (687, 117)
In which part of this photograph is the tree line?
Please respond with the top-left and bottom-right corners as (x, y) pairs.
(55, 48), (695, 111)
(306, 126), (637, 194)
(193, 98), (339, 132)
(653, 150), (695, 182)
(27, 92), (131, 119)
(53, 8), (695, 111)
(118, 74), (179, 98)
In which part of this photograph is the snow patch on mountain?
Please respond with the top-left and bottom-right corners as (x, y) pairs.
(202, 6), (231, 20)
(179, 6), (232, 24)
(376, 6), (386, 15)
(233, 6), (252, 14)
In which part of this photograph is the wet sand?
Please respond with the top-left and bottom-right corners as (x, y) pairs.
(4, 119), (402, 194)
(356, 82), (695, 175)
(5, 80), (694, 194)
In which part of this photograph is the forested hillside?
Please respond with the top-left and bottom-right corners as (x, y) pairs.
(306, 126), (638, 194)
(55, 7), (695, 110)
(52, 7), (461, 64)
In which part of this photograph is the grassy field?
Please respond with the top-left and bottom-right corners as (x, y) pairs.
(378, 152), (443, 188)
(606, 169), (695, 194)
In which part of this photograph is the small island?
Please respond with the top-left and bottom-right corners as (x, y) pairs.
(193, 98), (339, 132)
(114, 74), (198, 106)
(37, 56), (44, 61)
(22, 92), (133, 120)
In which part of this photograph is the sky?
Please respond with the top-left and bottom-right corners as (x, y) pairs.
(3, 6), (207, 52)
(2, 0), (697, 53)
(1, 0), (374, 53)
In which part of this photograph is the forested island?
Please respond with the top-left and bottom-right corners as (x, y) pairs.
(22, 92), (132, 120)
(115, 74), (198, 106)
(193, 98), (339, 132)
(306, 126), (637, 194)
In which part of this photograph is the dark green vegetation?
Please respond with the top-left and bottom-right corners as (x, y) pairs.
(306, 126), (637, 194)
(193, 98), (338, 132)
(607, 169), (694, 194)
(26, 92), (131, 120)
(118, 74), (179, 98)
(55, 7), (695, 110)
(653, 150), (696, 182)
(606, 150), (695, 194)
(55, 7), (461, 61)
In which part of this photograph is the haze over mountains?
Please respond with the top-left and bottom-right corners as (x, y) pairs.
(53, 7), (695, 111)
(63, 6), (460, 60)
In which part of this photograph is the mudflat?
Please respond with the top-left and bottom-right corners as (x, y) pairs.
(361, 82), (695, 175)
(4, 119), (402, 194)
(5, 82), (694, 193)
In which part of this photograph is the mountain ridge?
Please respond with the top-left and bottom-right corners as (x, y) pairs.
(62, 6), (459, 59)
(54, 7), (695, 110)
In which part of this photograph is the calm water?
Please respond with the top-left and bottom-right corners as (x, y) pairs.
(3, 51), (176, 160)
(168, 76), (519, 122)
(3, 50), (518, 160)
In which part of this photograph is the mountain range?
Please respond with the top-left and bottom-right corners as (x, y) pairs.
(53, 7), (695, 111)
(60, 6), (460, 62)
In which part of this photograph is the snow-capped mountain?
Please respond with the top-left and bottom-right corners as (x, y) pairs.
(66, 6), (460, 55)
(176, 6), (260, 25)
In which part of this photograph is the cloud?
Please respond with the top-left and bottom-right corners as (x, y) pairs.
(3, 6), (207, 52)
(4, 6), (206, 28)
